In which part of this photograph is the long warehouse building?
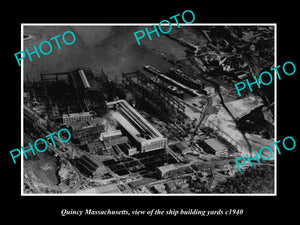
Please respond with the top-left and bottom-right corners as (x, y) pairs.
(106, 100), (168, 154)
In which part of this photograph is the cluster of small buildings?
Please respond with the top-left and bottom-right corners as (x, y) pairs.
(198, 26), (274, 89)
(145, 179), (191, 194)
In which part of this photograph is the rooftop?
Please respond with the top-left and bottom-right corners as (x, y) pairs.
(101, 130), (122, 139)
(62, 111), (93, 118)
(157, 163), (189, 174)
(203, 138), (227, 152)
(107, 100), (165, 143)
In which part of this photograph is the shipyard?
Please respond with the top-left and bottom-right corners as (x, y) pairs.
(22, 25), (275, 194)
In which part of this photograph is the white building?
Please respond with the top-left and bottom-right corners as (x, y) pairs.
(107, 100), (167, 154)
(62, 112), (94, 124)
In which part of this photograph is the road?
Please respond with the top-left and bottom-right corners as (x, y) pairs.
(190, 97), (212, 141)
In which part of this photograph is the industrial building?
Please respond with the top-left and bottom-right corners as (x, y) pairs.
(62, 112), (94, 124)
(143, 65), (202, 98)
(122, 70), (186, 122)
(100, 130), (122, 142)
(40, 68), (106, 120)
(86, 141), (105, 155)
(115, 143), (137, 156)
(85, 135), (129, 155)
(66, 118), (105, 145)
(75, 155), (99, 177)
(167, 68), (206, 93)
(106, 100), (168, 154)
(198, 138), (228, 157)
(68, 68), (101, 92)
(157, 163), (193, 179)
(171, 142), (189, 154)
(78, 69), (91, 89)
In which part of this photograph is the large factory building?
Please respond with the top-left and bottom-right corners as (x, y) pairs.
(40, 68), (106, 119)
(106, 100), (167, 154)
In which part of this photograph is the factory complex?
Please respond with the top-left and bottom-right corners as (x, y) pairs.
(23, 65), (241, 194)
(23, 26), (274, 194)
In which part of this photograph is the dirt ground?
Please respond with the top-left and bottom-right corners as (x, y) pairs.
(24, 151), (59, 186)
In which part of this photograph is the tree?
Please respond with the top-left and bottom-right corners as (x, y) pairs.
(213, 165), (274, 193)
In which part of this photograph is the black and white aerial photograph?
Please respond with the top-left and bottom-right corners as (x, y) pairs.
(22, 25), (275, 195)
